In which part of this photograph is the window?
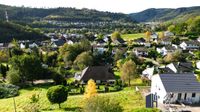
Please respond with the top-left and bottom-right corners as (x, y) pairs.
(192, 93), (196, 98)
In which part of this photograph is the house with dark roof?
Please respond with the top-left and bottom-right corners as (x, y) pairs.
(156, 46), (178, 56)
(113, 38), (126, 45)
(74, 66), (115, 84)
(151, 73), (200, 104)
(51, 39), (66, 48)
(134, 38), (146, 45)
(180, 41), (200, 50)
(160, 62), (194, 74)
(133, 47), (149, 57)
(160, 37), (173, 45)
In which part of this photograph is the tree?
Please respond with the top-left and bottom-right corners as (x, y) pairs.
(168, 25), (175, 32)
(84, 79), (97, 99)
(145, 31), (151, 42)
(159, 32), (164, 39)
(111, 31), (121, 42)
(188, 16), (200, 35)
(0, 50), (9, 62)
(52, 71), (66, 85)
(74, 51), (93, 70)
(44, 52), (58, 66)
(120, 60), (137, 86)
(46, 85), (68, 108)
(0, 64), (8, 78)
(6, 69), (20, 85)
(83, 96), (123, 112)
(9, 54), (42, 84)
(114, 49), (125, 64)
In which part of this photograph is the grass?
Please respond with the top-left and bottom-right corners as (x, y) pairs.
(0, 85), (145, 112)
(121, 33), (145, 41)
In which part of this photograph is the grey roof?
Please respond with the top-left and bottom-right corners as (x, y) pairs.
(78, 66), (115, 81)
(184, 41), (200, 46)
(159, 74), (200, 93)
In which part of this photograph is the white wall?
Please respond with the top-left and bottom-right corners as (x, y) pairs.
(151, 75), (167, 103)
(151, 75), (200, 104)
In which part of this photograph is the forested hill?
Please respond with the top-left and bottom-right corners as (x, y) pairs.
(0, 21), (47, 43)
(129, 6), (200, 22)
(0, 4), (133, 23)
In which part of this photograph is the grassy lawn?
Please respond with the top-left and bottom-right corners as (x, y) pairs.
(0, 85), (145, 112)
(121, 33), (145, 41)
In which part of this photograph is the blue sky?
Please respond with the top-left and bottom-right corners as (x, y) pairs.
(0, 0), (200, 13)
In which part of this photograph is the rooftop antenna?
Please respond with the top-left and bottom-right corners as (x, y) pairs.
(5, 10), (9, 22)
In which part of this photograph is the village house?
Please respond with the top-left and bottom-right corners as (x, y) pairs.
(196, 61), (200, 70)
(50, 39), (66, 48)
(160, 62), (194, 74)
(151, 73), (200, 104)
(164, 31), (174, 37)
(180, 41), (200, 50)
(156, 46), (177, 56)
(133, 47), (149, 57)
(113, 37), (126, 45)
(142, 66), (154, 80)
(160, 37), (173, 45)
(74, 66), (115, 84)
(134, 38), (146, 45)
(0, 43), (9, 50)
(150, 33), (158, 43)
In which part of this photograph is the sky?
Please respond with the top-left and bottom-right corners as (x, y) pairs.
(0, 0), (200, 13)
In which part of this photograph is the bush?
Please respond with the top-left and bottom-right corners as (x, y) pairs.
(83, 96), (123, 112)
(46, 85), (68, 108)
(132, 108), (160, 112)
(0, 83), (19, 99)
(6, 69), (21, 85)
(52, 72), (66, 85)
(114, 85), (122, 91)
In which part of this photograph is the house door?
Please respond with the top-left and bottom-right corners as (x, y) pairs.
(178, 93), (182, 100)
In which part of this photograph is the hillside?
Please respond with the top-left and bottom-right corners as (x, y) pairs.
(0, 21), (47, 43)
(129, 6), (200, 22)
(0, 4), (133, 23)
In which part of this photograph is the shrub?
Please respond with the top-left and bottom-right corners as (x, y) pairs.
(6, 69), (21, 85)
(0, 83), (19, 99)
(46, 85), (68, 108)
(52, 72), (66, 85)
(83, 96), (123, 112)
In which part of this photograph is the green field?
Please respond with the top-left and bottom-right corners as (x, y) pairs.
(121, 33), (145, 41)
(0, 85), (145, 112)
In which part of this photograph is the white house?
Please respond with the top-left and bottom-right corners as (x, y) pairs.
(156, 46), (177, 56)
(180, 41), (200, 50)
(197, 37), (200, 42)
(196, 61), (200, 69)
(20, 43), (26, 49)
(151, 73), (200, 104)
(150, 33), (158, 43)
(142, 66), (154, 80)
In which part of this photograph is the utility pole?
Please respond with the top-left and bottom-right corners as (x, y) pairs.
(13, 97), (17, 112)
(5, 10), (9, 22)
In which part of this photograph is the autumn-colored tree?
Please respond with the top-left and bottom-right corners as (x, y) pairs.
(120, 60), (137, 86)
(145, 31), (151, 42)
(84, 79), (97, 99)
(159, 32), (165, 39)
